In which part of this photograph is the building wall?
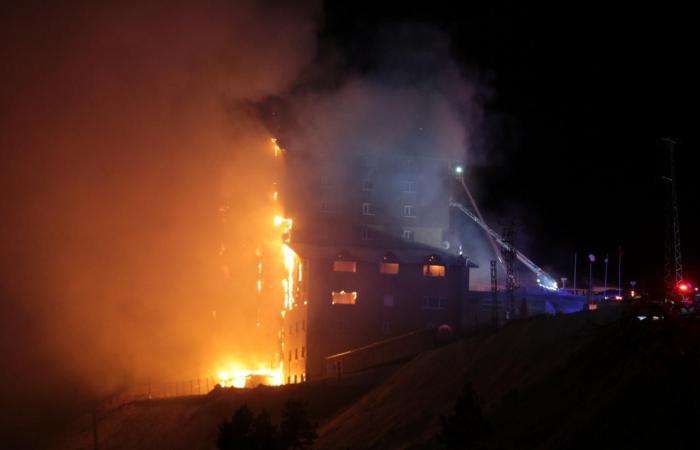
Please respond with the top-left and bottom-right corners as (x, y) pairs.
(285, 152), (453, 249)
(299, 253), (468, 380)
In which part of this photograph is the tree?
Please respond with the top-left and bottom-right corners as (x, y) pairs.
(217, 403), (254, 450)
(439, 382), (490, 449)
(279, 400), (318, 450)
(250, 409), (279, 450)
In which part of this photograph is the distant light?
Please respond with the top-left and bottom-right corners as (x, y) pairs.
(678, 283), (690, 292)
(455, 166), (463, 174)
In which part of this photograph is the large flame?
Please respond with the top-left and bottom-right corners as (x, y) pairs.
(207, 137), (296, 389)
(215, 363), (284, 388)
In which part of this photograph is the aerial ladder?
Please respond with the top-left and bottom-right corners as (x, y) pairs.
(449, 199), (559, 291)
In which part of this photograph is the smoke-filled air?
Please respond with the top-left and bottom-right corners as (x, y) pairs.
(0, 2), (495, 447)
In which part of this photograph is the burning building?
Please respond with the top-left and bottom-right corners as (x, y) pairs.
(278, 148), (475, 382)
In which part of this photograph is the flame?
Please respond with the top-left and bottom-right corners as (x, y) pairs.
(209, 137), (298, 388)
(215, 364), (283, 388)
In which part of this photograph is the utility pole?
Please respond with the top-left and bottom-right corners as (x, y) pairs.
(588, 254), (595, 303)
(92, 407), (99, 450)
(502, 224), (517, 320)
(618, 246), (622, 297)
(604, 255), (609, 297)
(573, 252), (577, 295)
(662, 138), (683, 296)
(490, 260), (498, 327)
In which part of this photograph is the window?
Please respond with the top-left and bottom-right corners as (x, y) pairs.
(294, 375), (297, 384)
(334, 250), (357, 272)
(402, 180), (416, 193)
(295, 349), (298, 360)
(302, 320), (306, 331)
(423, 255), (445, 277)
(381, 320), (392, 335)
(423, 264), (446, 277)
(362, 179), (373, 191)
(320, 176), (332, 189)
(402, 229), (414, 241)
(288, 350), (292, 361)
(380, 262), (399, 274)
(301, 346), (305, 358)
(362, 202), (375, 216)
(361, 225), (371, 241)
(332, 290), (358, 305)
(333, 261), (357, 272)
(320, 201), (333, 213)
(380, 252), (400, 274)
(423, 296), (447, 309)
(383, 294), (394, 307)
(403, 205), (416, 217)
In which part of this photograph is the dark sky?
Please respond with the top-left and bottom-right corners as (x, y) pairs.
(320, 0), (697, 294)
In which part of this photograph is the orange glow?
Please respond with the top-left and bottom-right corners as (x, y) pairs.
(271, 137), (283, 158)
(422, 264), (446, 277)
(215, 363), (283, 388)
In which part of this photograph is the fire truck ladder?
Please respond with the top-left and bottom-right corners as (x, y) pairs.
(450, 200), (558, 290)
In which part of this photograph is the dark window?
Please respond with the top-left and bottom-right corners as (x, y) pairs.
(361, 225), (371, 241)
(383, 294), (394, 307)
(381, 320), (392, 335)
(403, 205), (416, 217)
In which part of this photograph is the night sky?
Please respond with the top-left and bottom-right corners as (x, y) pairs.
(320, 1), (697, 294)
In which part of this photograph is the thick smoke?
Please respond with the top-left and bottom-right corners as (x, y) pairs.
(274, 24), (496, 288)
(0, 1), (317, 446)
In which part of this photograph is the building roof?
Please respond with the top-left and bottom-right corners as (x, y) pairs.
(289, 228), (476, 267)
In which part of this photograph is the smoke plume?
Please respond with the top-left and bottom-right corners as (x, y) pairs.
(0, 1), (318, 446)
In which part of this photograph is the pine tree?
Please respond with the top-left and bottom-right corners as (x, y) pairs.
(439, 382), (490, 449)
(250, 409), (279, 450)
(279, 400), (318, 450)
(217, 403), (254, 450)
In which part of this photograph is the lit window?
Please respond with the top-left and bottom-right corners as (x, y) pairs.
(402, 229), (414, 241)
(332, 291), (358, 305)
(334, 250), (357, 272)
(402, 181), (416, 193)
(380, 262), (399, 274)
(423, 264), (445, 277)
(423, 255), (445, 277)
(362, 202), (375, 216)
(403, 205), (416, 217)
(362, 179), (373, 191)
(383, 294), (394, 307)
(361, 225), (371, 241)
(333, 261), (357, 272)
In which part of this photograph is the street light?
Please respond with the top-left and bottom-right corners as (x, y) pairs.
(588, 254), (595, 303)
